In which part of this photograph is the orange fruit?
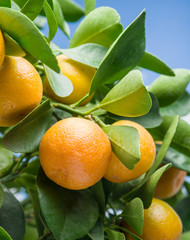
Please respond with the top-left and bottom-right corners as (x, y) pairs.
(0, 56), (43, 127)
(104, 120), (156, 183)
(0, 30), (5, 66)
(39, 117), (112, 190)
(154, 164), (186, 199)
(44, 54), (96, 105)
(124, 198), (182, 240)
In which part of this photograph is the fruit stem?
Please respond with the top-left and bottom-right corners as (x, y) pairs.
(92, 115), (107, 128)
(71, 93), (90, 108)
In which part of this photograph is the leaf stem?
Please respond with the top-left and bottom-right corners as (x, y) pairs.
(52, 102), (85, 116)
(71, 93), (90, 108)
(82, 105), (100, 115)
(92, 115), (107, 128)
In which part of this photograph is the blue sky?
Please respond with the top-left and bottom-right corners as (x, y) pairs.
(42, 0), (190, 88)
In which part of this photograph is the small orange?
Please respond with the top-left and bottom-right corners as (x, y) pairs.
(0, 30), (5, 66)
(124, 198), (182, 240)
(44, 54), (96, 105)
(0, 56), (43, 127)
(39, 117), (112, 190)
(104, 120), (156, 183)
(154, 164), (186, 199)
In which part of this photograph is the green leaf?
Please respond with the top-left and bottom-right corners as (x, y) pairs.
(122, 198), (144, 235)
(160, 91), (190, 117)
(99, 70), (151, 117)
(105, 93), (162, 129)
(70, 7), (122, 48)
(0, 0), (11, 7)
(23, 225), (38, 240)
(149, 116), (190, 156)
(85, 0), (96, 15)
(0, 7), (59, 72)
(61, 43), (107, 68)
(89, 10), (145, 93)
(37, 168), (99, 240)
(57, 0), (84, 22)
(0, 187), (25, 240)
(0, 185), (4, 208)
(2, 100), (52, 153)
(103, 125), (140, 170)
(122, 116), (179, 201)
(175, 198), (190, 232)
(43, 0), (58, 41)
(138, 51), (175, 76)
(0, 143), (13, 178)
(21, 0), (44, 21)
(138, 163), (172, 209)
(0, 227), (12, 240)
(21, 158), (40, 175)
(52, 0), (70, 38)
(90, 181), (105, 216)
(33, 15), (47, 29)
(3, 32), (25, 56)
(157, 145), (190, 173)
(180, 231), (190, 240)
(44, 64), (73, 97)
(105, 229), (125, 240)
(148, 69), (190, 107)
(89, 219), (104, 240)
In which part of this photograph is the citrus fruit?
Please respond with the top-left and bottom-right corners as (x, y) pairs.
(154, 164), (186, 199)
(124, 198), (182, 240)
(39, 117), (112, 190)
(104, 120), (156, 183)
(0, 56), (43, 127)
(44, 54), (96, 105)
(0, 30), (5, 66)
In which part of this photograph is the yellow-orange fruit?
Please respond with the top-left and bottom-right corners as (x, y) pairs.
(0, 56), (43, 126)
(44, 54), (96, 105)
(154, 164), (186, 199)
(39, 117), (112, 190)
(104, 120), (156, 183)
(124, 198), (182, 240)
(0, 30), (5, 66)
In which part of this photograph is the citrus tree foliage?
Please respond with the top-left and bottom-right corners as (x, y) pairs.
(0, 1), (190, 240)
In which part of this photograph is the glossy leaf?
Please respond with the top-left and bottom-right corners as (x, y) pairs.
(89, 219), (104, 240)
(53, 0), (70, 38)
(122, 198), (144, 235)
(99, 70), (151, 117)
(0, 227), (12, 240)
(149, 116), (190, 156)
(3, 32), (25, 56)
(23, 225), (38, 240)
(180, 231), (190, 240)
(0, 143), (13, 177)
(57, 0), (84, 22)
(37, 169), (99, 240)
(175, 198), (190, 232)
(70, 7), (122, 48)
(122, 116), (179, 201)
(0, 185), (4, 208)
(138, 51), (174, 76)
(105, 229), (125, 240)
(157, 145), (190, 173)
(21, 0), (44, 21)
(90, 181), (105, 216)
(160, 91), (190, 117)
(12, 0), (27, 8)
(2, 100), (52, 153)
(61, 43), (107, 68)
(105, 93), (161, 128)
(138, 163), (171, 209)
(0, 0), (11, 7)
(85, 0), (96, 15)
(44, 0), (58, 41)
(103, 125), (140, 170)
(0, 188), (25, 240)
(33, 15), (47, 29)
(0, 7), (59, 72)
(148, 69), (190, 107)
(44, 64), (73, 97)
(89, 10), (145, 93)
